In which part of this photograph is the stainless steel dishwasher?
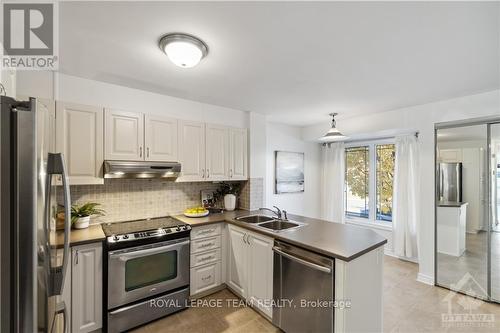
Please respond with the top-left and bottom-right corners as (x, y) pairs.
(273, 240), (334, 333)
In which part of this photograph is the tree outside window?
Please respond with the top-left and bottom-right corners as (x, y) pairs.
(376, 144), (395, 221)
(345, 142), (395, 223)
(345, 146), (369, 218)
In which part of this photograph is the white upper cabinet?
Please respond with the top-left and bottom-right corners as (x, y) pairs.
(105, 109), (144, 161)
(56, 101), (104, 185)
(206, 124), (229, 180)
(145, 115), (178, 162)
(229, 128), (248, 180)
(178, 121), (206, 181)
(177, 122), (248, 182)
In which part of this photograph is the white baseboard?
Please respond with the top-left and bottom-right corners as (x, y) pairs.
(384, 251), (418, 264)
(417, 273), (434, 285)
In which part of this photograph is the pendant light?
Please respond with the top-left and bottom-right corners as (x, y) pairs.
(318, 113), (347, 142)
(159, 33), (208, 68)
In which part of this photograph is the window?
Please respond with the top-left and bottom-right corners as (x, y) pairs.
(345, 142), (395, 224)
(345, 146), (370, 218)
(376, 144), (395, 221)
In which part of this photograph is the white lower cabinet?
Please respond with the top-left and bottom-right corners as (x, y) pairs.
(71, 243), (103, 333)
(227, 225), (273, 318)
(227, 225), (248, 297)
(191, 261), (222, 295)
(335, 247), (384, 333)
(190, 248), (221, 267)
(247, 232), (274, 317)
(190, 224), (224, 296)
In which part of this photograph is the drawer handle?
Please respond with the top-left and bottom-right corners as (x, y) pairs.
(202, 275), (212, 281)
(199, 229), (215, 235)
(199, 242), (215, 248)
(199, 255), (214, 262)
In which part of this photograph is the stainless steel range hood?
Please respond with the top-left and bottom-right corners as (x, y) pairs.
(104, 161), (181, 179)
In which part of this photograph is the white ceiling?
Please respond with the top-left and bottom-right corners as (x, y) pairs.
(59, 1), (499, 126)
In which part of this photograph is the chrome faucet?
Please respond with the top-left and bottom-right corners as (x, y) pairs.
(259, 206), (283, 220)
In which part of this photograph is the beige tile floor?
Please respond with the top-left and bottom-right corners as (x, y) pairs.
(436, 231), (500, 300)
(132, 256), (500, 333)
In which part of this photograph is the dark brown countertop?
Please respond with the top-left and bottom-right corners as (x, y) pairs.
(51, 224), (106, 248)
(437, 201), (468, 208)
(174, 210), (387, 262)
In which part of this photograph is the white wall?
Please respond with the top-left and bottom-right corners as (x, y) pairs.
(303, 89), (500, 284)
(16, 72), (249, 128)
(57, 74), (249, 127)
(438, 140), (487, 150)
(0, 69), (16, 97)
(266, 122), (321, 218)
(249, 112), (267, 179)
(15, 70), (53, 99)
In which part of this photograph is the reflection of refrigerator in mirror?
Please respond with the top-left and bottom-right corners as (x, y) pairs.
(489, 122), (500, 302)
(438, 162), (463, 202)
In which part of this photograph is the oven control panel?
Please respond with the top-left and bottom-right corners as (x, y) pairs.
(107, 225), (191, 244)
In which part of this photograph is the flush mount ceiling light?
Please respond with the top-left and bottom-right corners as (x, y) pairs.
(318, 113), (348, 143)
(159, 33), (208, 68)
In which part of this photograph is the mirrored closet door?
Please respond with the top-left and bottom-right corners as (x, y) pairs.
(435, 124), (489, 299)
(490, 123), (500, 302)
(435, 119), (500, 302)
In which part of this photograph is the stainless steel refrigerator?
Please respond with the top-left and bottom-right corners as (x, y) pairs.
(438, 162), (463, 202)
(1, 96), (72, 332)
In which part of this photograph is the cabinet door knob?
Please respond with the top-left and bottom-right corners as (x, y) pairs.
(147, 147), (150, 158)
(207, 169), (210, 178)
(139, 147), (143, 158)
(201, 169), (205, 178)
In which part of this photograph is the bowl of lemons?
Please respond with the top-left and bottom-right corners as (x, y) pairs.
(183, 206), (209, 218)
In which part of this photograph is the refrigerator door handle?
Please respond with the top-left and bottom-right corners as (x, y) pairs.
(47, 153), (71, 296)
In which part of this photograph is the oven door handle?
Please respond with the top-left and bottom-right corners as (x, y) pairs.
(112, 240), (190, 261)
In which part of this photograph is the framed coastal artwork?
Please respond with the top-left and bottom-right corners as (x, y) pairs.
(274, 151), (304, 194)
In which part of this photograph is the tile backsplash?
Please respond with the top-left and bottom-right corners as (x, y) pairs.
(239, 178), (264, 211)
(62, 179), (222, 224)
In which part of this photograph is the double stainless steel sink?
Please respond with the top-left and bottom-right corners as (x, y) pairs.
(235, 214), (306, 232)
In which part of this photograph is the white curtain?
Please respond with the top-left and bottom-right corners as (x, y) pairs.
(320, 142), (345, 223)
(393, 134), (420, 259)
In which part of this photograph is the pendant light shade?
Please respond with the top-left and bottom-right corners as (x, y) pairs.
(318, 113), (347, 142)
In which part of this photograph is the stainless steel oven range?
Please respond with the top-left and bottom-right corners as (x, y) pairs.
(102, 217), (191, 333)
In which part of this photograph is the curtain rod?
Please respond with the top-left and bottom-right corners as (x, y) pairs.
(321, 131), (419, 146)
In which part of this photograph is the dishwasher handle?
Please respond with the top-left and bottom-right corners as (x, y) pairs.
(273, 246), (332, 273)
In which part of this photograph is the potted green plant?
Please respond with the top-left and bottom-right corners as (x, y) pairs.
(214, 182), (241, 211)
(71, 202), (105, 229)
